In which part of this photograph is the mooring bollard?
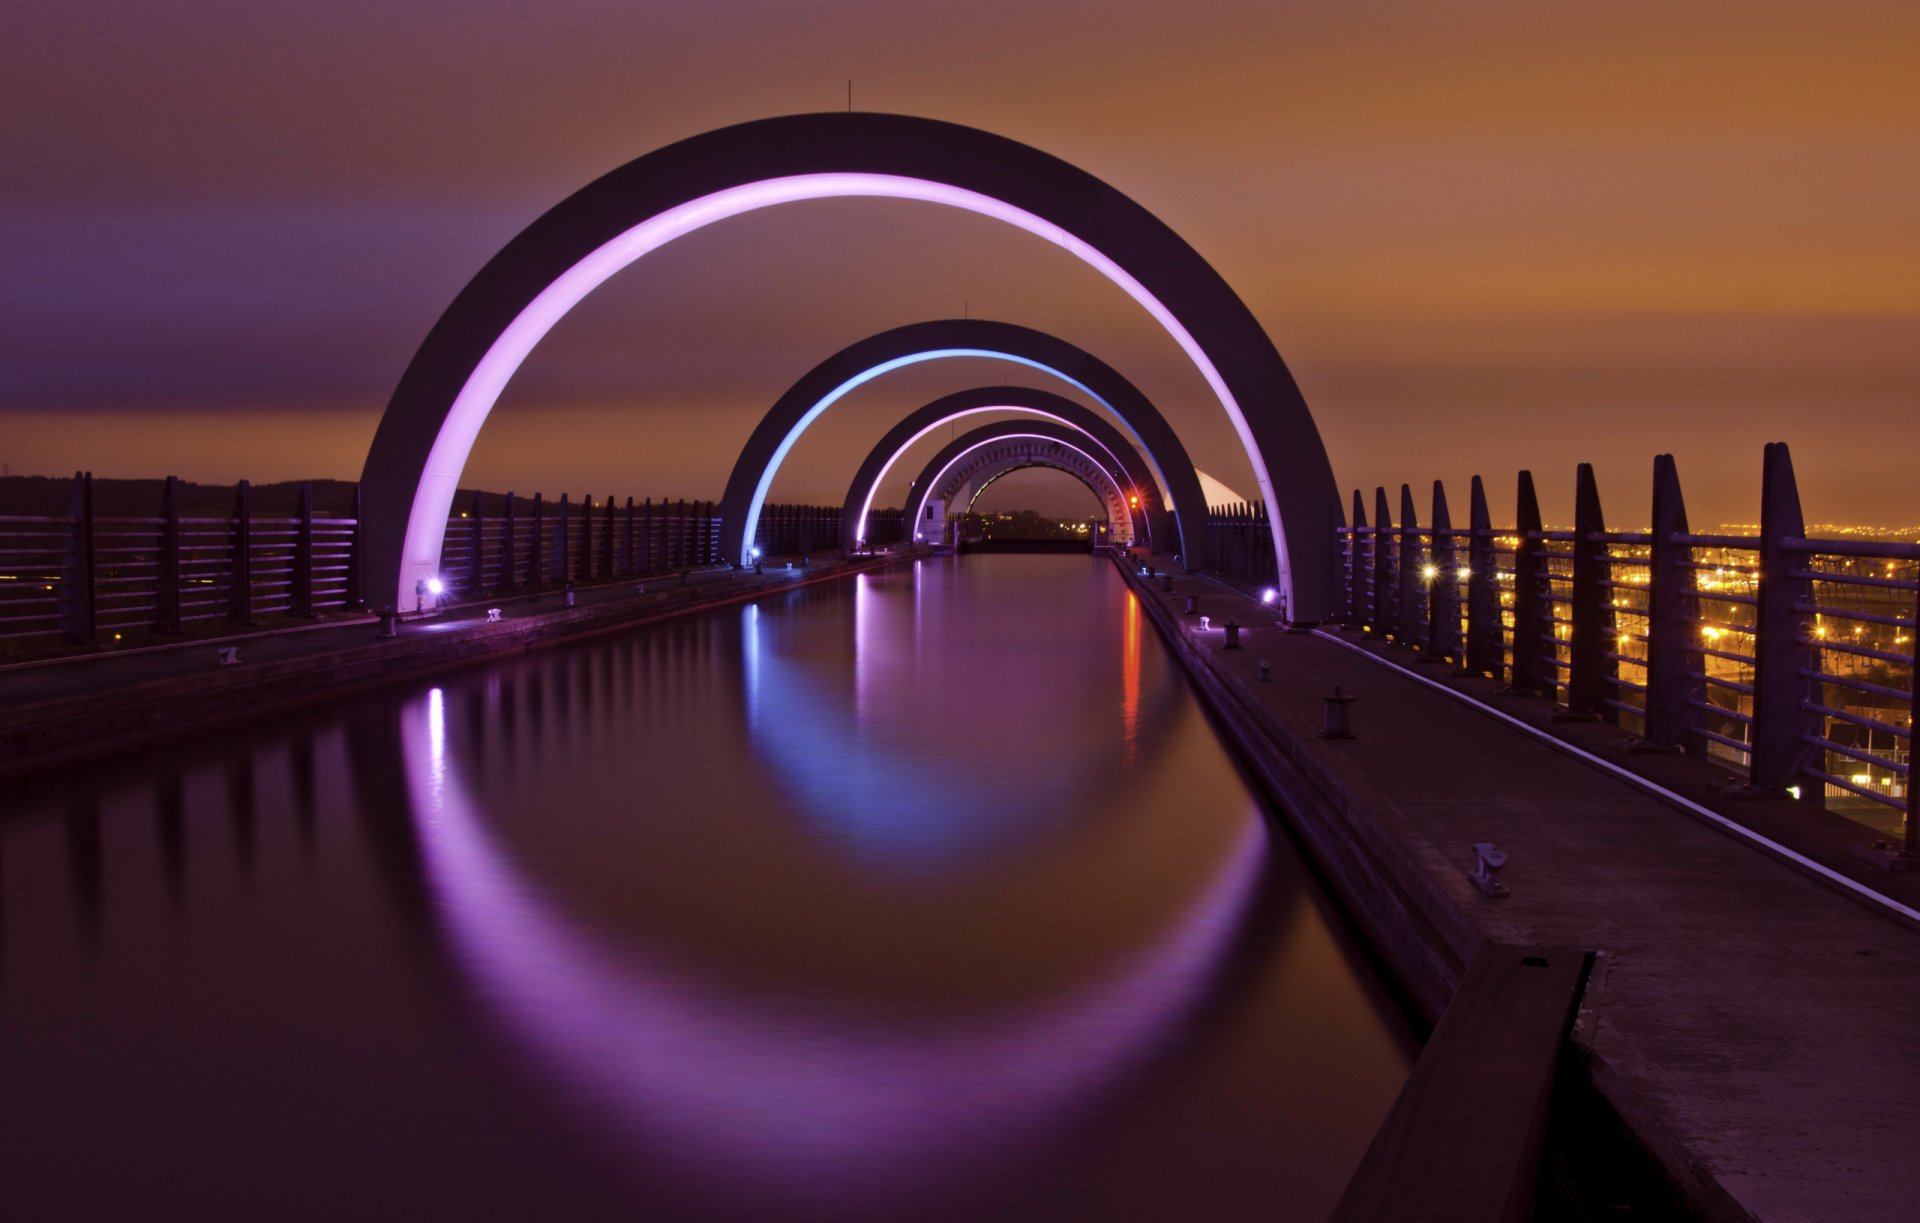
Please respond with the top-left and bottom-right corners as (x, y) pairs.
(754, 561), (763, 575)
(801, 554), (810, 567)
(1184, 595), (1198, 615)
(1160, 574), (1173, 593)
(215, 646), (241, 666)
(1223, 619), (1242, 649)
(486, 607), (502, 623)
(1199, 614), (1211, 631)
(564, 588), (576, 608)
(379, 607), (398, 638)
(1469, 842), (1510, 898)
(1320, 685), (1356, 739)
(1258, 660), (1271, 681)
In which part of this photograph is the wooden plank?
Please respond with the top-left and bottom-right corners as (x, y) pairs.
(1332, 943), (1590, 1223)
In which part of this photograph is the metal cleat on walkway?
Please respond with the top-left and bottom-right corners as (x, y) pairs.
(486, 608), (502, 623)
(1469, 842), (1510, 898)
(215, 646), (241, 666)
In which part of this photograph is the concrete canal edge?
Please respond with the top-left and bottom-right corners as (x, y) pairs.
(1109, 551), (1757, 1221)
(0, 555), (906, 783)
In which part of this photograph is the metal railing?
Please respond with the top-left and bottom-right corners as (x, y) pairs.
(1, 473), (873, 655)
(1336, 444), (1917, 856)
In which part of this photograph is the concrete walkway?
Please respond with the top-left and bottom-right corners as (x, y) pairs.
(1122, 551), (1920, 1221)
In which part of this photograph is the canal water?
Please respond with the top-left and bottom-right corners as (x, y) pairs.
(0, 554), (1414, 1221)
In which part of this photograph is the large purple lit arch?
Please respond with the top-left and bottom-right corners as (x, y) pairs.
(359, 113), (1339, 614)
(839, 386), (1168, 550)
(901, 422), (1134, 544)
(719, 319), (1212, 568)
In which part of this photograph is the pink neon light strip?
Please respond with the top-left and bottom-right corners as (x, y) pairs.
(395, 173), (1281, 607)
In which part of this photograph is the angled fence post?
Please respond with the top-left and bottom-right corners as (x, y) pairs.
(1510, 472), (1548, 694)
(1568, 463), (1616, 718)
(1373, 487), (1394, 637)
(1644, 455), (1703, 748)
(294, 481), (316, 618)
(155, 474), (182, 634)
(1466, 476), (1500, 677)
(59, 470), (96, 644)
(467, 490), (485, 595)
(1397, 485), (1421, 647)
(1428, 481), (1460, 664)
(229, 479), (254, 625)
(1349, 490), (1368, 628)
(1749, 442), (1819, 792)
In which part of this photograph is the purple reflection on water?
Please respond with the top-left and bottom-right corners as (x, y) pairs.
(405, 678), (1264, 1205)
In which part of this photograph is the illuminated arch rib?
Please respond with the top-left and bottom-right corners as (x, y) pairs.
(836, 385), (1170, 551)
(359, 112), (1338, 615)
(720, 319), (1210, 566)
(903, 422), (1133, 544)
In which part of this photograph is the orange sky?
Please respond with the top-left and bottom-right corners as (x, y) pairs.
(3, 1), (1916, 526)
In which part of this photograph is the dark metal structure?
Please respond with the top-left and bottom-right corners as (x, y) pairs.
(833, 384), (1174, 552)
(717, 319), (1212, 569)
(357, 113), (1338, 614)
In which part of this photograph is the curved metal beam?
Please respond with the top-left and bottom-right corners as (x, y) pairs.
(721, 319), (1212, 568)
(903, 421), (1133, 542)
(836, 385), (1173, 552)
(358, 113), (1336, 615)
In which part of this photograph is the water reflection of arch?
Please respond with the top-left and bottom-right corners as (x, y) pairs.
(902, 422), (1131, 544)
(728, 568), (1188, 865)
(394, 680), (1273, 1201)
(715, 319), (1212, 568)
(838, 385), (1178, 552)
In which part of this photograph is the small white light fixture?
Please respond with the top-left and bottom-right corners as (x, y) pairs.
(426, 577), (445, 596)
(1261, 588), (1278, 605)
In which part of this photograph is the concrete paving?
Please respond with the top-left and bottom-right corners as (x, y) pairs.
(1120, 550), (1920, 1222)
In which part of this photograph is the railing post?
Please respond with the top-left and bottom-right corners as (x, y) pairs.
(1509, 471), (1548, 694)
(467, 490), (485, 595)
(1644, 455), (1702, 748)
(1905, 581), (1920, 858)
(293, 481), (316, 618)
(573, 492), (591, 582)
(1428, 481), (1459, 663)
(346, 483), (364, 610)
(557, 493), (572, 585)
(1568, 463), (1616, 718)
(1372, 487), (1394, 637)
(59, 470), (96, 644)
(1348, 490), (1368, 628)
(1397, 484), (1420, 647)
(624, 496), (636, 577)
(1466, 476), (1501, 677)
(530, 492), (544, 585)
(602, 494), (615, 577)
(500, 492), (518, 591)
(229, 479), (254, 625)
(641, 497), (654, 572)
(1749, 442), (1819, 792)
(154, 474), (182, 634)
